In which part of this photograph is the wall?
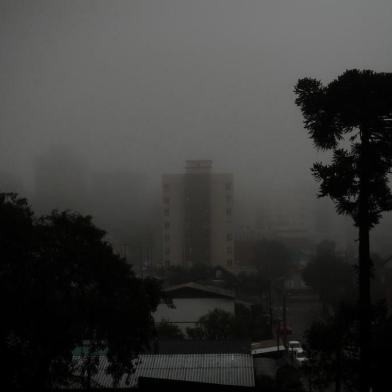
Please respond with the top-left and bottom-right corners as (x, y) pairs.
(154, 297), (235, 333)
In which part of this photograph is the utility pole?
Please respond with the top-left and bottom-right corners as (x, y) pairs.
(268, 280), (273, 336)
(282, 289), (287, 349)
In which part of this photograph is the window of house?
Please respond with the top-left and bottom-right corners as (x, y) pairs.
(227, 246), (233, 254)
(226, 208), (232, 216)
(164, 234), (170, 241)
(164, 260), (170, 268)
(226, 233), (232, 241)
(227, 259), (233, 267)
(165, 248), (170, 255)
(163, 197), (170, 204)
(164, 222), (170, 229)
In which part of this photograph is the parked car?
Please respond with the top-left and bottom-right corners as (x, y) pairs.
(287, 340), (302, 352)
(287, 340), (308, 367)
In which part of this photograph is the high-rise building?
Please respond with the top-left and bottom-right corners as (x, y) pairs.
(161, 160), (234, 269)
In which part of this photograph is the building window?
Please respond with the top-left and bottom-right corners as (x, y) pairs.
(163, 197), (170, 204)
(164, 259), (170, 268)
(164, 234), (170, 241)
(226, 233), (232, 241)
(227, 259), (233, 267)
(163, 184), (170, 192)
(227, 246), (233, 254)
(165, 248), (170, 255)
(226, 208), (232, 216)
(226, 195), (232, 203)
(164, 208), (170, 216)
(164, 222), (170, 229)
(225, 183), (231, 191)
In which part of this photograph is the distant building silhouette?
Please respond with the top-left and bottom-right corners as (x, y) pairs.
(33, 146), (88, 214)
(161, 160), (234, 269)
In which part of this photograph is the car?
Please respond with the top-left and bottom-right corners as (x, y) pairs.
(287, 340), (308, 367)
(287, 340), (302, 352)
(293, 349), (308, 367)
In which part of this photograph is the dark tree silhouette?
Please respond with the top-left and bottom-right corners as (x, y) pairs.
(305, 305), (359, 392)
(302, 240), (355, 311)
(186, 309), (236, 340)
(156, 319), (184, 340)
(253, 239), (294, 281)
(0, 193), (162, 388)
(295, 69), (392, 392)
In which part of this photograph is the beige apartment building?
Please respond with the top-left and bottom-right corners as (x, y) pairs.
(161, 160), (234, 269)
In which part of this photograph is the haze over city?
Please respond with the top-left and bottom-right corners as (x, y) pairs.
(1, 0), (392, 254)
(2, 1), (392, 391)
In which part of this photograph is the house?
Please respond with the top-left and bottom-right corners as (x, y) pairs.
(154, 282), (238, 333)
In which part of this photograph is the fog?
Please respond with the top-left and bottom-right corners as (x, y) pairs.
(1, 0), (392, 255)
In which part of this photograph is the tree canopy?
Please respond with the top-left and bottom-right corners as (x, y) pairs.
(302, 241), (355, 310)
(295, 69), (392, 392)
(253, 239), (295, 281)
(0, 193), (161, 388)
(156, 319), (184, 340)
(295, 69), (392, 227)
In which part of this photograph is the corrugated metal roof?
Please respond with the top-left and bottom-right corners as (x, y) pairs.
(73, 353), (255, 388)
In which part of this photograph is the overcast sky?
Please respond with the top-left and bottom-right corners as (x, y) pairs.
(1, 0), (392, 249)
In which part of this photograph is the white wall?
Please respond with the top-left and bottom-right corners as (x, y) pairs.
(154, 297), (235, 333)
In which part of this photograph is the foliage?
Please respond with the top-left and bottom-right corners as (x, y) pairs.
(372, 301), (392, 392)
(294, 70), (392, 229)
(302, 240), (356, 309)
(0, 193), (162, 388)
(186, 305), (270, 340)
(276, 364), (305, 392)
(236, 271), (268, 297)
(195, 308), (235, 340)
(156, 319), (184, 340)
(253, 239), (295, 281)
(304, 304), (359, 392)
(295, 69), (392, 391)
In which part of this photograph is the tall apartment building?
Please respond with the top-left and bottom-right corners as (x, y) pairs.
(162, 160), (234, 269)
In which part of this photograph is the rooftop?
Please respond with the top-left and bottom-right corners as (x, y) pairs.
(73, 353), (255, 388)
(164, 282), (235, 299)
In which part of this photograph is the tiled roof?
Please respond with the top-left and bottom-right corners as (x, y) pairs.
(73, 353), (255, 388)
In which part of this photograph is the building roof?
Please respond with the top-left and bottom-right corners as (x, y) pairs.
(251, 345), (286, 356)
(164, 282), (235, 299)
(251, 339), (278, 350)
(73, 354), (255, 388)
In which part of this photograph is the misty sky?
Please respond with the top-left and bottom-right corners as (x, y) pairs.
(1, 1), (392, 250)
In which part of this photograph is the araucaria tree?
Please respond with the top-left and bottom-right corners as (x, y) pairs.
(294, 69), (392, 392)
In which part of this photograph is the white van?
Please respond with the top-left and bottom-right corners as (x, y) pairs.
(287, 340), (308, 367)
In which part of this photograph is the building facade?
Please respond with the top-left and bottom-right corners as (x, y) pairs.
(161, 160), (234, 269)
(154, 282), (236, 333)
